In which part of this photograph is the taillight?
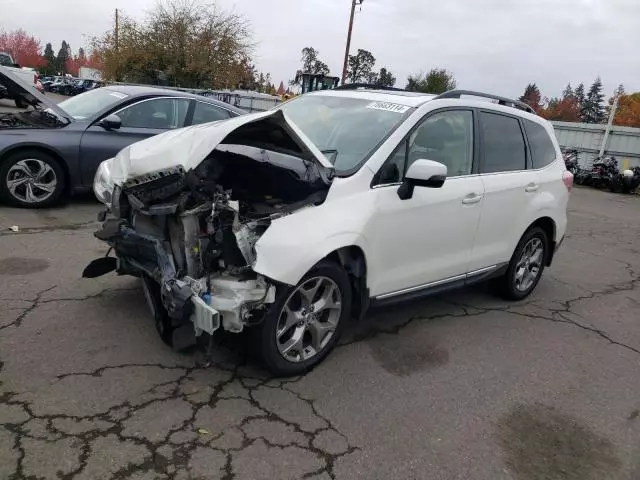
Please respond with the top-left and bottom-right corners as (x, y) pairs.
(562, 170), (574, 192)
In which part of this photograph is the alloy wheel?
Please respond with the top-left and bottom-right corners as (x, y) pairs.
(514, 237), (544, 292)
(275, 276), (343, 363)
(6, 159), (57, 204)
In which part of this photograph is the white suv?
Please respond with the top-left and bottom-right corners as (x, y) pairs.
(87, 87), (572, 375)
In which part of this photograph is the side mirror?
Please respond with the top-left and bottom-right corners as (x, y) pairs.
(12, 63), (21, 68)
(397, 159), (447, 200)
(99, 114), (122, 130)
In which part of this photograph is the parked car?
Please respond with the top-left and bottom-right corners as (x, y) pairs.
(84, 86), (572, 375)
(0, 68), (246, 207)
(69, 79), (102, 96)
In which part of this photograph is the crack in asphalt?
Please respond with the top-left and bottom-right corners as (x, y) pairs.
(2, 211), (640, 479)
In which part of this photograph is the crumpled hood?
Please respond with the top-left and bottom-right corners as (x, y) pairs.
(111, 109), (333, 185)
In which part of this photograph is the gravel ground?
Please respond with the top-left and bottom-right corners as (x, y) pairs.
(0, 186), (639, 480)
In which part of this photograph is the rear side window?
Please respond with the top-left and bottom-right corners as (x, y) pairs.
(523, 119), (557, 169)
(479, 112), (526, 173)
(192, 101), (231, 125)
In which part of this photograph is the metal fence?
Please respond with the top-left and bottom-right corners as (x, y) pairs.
(108, 82), (282, 113)
(552, 121), (640, 170)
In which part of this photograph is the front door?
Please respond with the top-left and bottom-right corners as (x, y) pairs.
(366, 109), (484, 297)
(79, 97), (190, 184)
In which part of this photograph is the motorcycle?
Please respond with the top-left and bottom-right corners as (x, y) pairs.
(563, 149), (580, 175)
(586, 156), (619, 189)
(610, 166), (640, 194)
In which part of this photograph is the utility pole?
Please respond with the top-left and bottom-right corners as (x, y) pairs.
(115, 8), (119, 51)
(341, 0), (363, 85)
(599, 92), (620, 157)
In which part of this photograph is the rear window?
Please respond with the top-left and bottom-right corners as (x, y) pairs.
(479, 111), (526, 173)
(523, 119), (557, 169)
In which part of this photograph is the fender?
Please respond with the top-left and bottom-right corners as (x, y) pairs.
(252, 182), (377, 287)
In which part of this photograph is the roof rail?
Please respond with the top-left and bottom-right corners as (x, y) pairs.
(434, 89), (536, 115)
(333, 83), (407, 92)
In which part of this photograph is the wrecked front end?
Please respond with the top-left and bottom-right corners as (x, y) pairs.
(84, 111), (333, 349)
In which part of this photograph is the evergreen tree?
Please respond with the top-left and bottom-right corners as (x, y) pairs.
(56, 40), (70, 74)
(561, 83), (573, 99)
(519, 83), (542, 112)
(574, 83), (586, 121)
(582, 77), (605, 124)
(43, 42), (56, 75)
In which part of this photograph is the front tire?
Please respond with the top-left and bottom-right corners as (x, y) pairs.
(499, 227), (549, 301)
(0, 150), (66, 208)
(255, 261), (352, 376)
(141, 275), (174, 346)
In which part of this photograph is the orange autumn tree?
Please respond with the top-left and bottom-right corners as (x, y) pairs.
(64, 48), (103, 77)
(614, 93), (640, 128)
(0, 28), (46, 68)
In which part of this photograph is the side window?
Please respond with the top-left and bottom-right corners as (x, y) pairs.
(191, 101), (231, 125)
(118, 98), (190, 129)
(479, 111), (526, 173)
(407, 110), (474, 177)
(523, 119), (557, 169)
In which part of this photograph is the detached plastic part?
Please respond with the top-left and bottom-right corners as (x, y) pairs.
(191, 294), (220, 336)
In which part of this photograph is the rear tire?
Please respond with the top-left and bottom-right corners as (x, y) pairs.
(498, 227), (549, 301)
(254, 261), (352, 376)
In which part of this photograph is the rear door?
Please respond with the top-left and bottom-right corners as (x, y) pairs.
(78, 97), (190, 184)
(468, 110), (540, 272)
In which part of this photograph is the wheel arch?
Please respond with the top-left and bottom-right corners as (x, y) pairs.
(526, 216), (556, 266)
(0, 144), (72, 196)
(324, 245), (369, 320)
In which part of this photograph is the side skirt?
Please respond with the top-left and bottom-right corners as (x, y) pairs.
(370, 263), (508, 308)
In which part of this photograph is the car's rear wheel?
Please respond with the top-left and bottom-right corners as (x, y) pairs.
(255, 261), (352, 376)
(499, 226), (549, 300)
(0, 150), (66, 208)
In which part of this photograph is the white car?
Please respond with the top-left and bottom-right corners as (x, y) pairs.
(86, 87), (572, 375)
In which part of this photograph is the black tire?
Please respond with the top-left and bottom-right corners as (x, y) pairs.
(498, 227), (549, 301)
(141, 276), (174, 346)
(254, 261), (352, 376)
(0, 149), (66, 208)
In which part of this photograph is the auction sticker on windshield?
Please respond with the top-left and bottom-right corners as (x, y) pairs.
(366, 101), (410, 113)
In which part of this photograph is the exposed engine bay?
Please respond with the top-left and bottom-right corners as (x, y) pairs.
(85, 111), (333, 349)
(0, 110), (64, 129)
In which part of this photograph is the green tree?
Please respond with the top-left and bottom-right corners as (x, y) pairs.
(519, 83), (543, 112)
(90, 1), (254, 88)
(406, 68), (456, 94)
(561, 83), (573, 99)
(583, 77), (605, 123)
(56, 40), (70, 74)
(291, 46), (330, 86)
(43, 42), (56, 75)
(346, 48), (376, 83)
(574, 83), (586, 121)
(372, 67), (396, 88)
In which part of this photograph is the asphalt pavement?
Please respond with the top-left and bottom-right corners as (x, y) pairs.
(1, 187), (639, 480)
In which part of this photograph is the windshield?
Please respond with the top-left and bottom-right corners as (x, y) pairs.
(58, 88), (129, 119)
(0, 53), (13, 66)
(279, 94), (412, 173)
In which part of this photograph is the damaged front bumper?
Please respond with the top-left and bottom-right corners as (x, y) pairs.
(84, 211), (276, 346)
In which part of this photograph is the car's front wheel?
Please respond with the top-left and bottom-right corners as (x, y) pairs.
(499, 226), (549, 300)
(0, 150), (66, 208)
(255, 261), (352, 376)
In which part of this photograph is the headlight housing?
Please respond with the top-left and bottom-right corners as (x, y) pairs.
(93, 158), (115, 207)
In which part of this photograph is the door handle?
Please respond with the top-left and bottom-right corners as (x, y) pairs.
(525, 183), (539, 192)
(462, 193), (483, 205)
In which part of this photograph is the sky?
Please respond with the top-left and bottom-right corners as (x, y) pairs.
(3, 0), (640, 99)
